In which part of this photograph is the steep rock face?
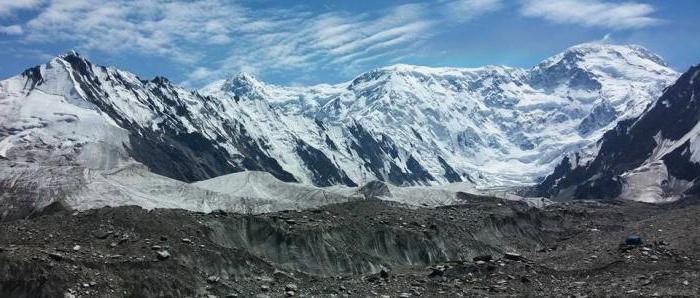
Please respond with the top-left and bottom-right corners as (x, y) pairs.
(536, 65), (700, 202)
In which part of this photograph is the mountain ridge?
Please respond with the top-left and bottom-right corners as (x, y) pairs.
(0, 42), (679, 190)
(536, 63), (700, 202)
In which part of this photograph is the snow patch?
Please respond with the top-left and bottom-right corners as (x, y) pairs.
(619, 161), (691, 203)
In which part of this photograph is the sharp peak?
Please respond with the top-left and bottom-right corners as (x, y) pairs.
(150, 76), (172, 85)
(55, 50), (89, 62)
(50, 50), (99, 73)
(226, 71), (262, 84)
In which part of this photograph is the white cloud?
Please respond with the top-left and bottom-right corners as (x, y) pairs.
(11, 0), (502, 86)
(0, 0), (44, 16)
(22, 0), (244, 63)
(520, 0), (659, 29)
(0, 24), (23, 35)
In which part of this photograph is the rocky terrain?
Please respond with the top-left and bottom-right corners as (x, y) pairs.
(1, 197), (698, 297)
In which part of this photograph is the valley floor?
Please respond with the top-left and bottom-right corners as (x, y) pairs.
(0, 198), (699, 297)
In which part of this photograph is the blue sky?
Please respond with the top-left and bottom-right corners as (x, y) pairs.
(0, 0), (699, 87)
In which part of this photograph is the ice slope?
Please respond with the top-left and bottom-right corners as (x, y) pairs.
(202, 42), (677, 186)
(0, 162), (359, 221)
(192, 171), (358, 209)
(537, 64), (700, 202)
(323, 180), (551, 208)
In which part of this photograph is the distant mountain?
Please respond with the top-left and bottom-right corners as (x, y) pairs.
(535, 64), (700, 202)
(201, 43), (677, 186)
(0, 43), (678, 190)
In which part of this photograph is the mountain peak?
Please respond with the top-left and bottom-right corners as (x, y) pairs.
(219, 71), (267, 99)
(538, 42), (668, 70)
(57, 50), (82, 60)
(54, 50), (93, 67)
(529, 42), (676, 91)
(229, 71), (261, 84)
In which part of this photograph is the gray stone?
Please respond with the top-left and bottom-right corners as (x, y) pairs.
(156, 250), (170, 260)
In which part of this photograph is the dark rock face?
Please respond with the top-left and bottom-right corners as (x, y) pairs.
(348, 122), (436, 186)
(529, 50), (602, 91)
(537, 64), (700, 199)
(295, 140), (356, 187)
(577, 101), (617, 136)
(357, 181), (392, 198)
(437, 156), (463, 183)
(125, 129), (240, 183)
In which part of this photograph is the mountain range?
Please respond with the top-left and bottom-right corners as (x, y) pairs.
(3, 41), (700, 218)
(0, 43), (678, 194)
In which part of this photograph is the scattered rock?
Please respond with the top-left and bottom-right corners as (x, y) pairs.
(181, 238), (192, 244)
(72, 245), (81, 251)
(93, 230), (112, 239)
(285, 284), (298, 292)
(48, 252), (64, 261)
(285, 290), (295, 297)
(207, 276), (220, 284)
(473, 255), (492, 262)
(504, 252), (523, 261)
(625, 235), (643, 246)
(428, 266), (446, 277)
(156, 250), (170, 261)
(260, 285), (270, 292)
(380, 268), (391, 279)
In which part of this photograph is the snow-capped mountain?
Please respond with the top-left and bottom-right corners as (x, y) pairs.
(0, 51), (298, 183)
(0, 43), (678, 191)
(202, 42), (677, 186)
(536, 64), (700, 202)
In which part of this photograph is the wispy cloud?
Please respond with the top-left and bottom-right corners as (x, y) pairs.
(520, 0), (659, 29)
(2, 0), (503, 86)
(187, 0), (503, 86)
(21, 0), (245, 64)
(442, 0), (503, 23)
(0, 24), (23, 35)
(0, 0), (44, 16)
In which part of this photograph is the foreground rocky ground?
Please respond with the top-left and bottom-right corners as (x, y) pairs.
(0, 196), (699, 297)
